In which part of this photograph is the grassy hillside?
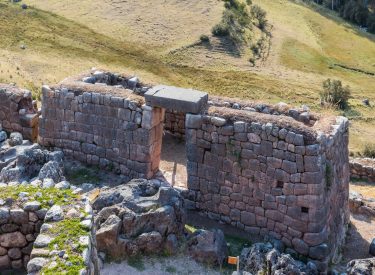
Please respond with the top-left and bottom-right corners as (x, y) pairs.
(1, 0), (375, 153)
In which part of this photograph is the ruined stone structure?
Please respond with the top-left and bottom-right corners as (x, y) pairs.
(0, 69), (351, 273)
(0, 184), (98, 275)
(350, 158), (375, 182)
(38, 72), (164, 180)
(0, 84), (39, 142)
(183, 103), (350, 272)
(0, 202), (44, 271)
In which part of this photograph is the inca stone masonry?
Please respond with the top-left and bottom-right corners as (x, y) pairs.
(1, 69), (350, 273)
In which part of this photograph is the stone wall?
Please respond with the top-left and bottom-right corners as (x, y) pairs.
(350, 158), (375, 182)
(0, 183), (98, 275)
(164, 109), (186, 138)
(184, 105), (349, 272)
(0, 84), (39, 142)
(38, 71), (164, 180)
(0, 202), (44, 271)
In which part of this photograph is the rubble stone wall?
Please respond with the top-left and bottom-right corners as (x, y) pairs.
(0, 204), (44, 271)
(350, 158), (375, 182)
(185, 107), (349, 272)
(0, 84), (39, 142)
(164, 109), (186, 138)
(0, 184), (98, 274)
(38, 84), (164, 180)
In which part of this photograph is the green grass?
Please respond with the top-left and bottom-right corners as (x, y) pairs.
(42, 218), (89, 274)
(65, 167), (101, 185)
(225, 234), (251, 257)
(0, 185), (77, 209)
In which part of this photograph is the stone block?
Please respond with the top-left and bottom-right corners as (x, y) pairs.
(145, 85), (208, 114)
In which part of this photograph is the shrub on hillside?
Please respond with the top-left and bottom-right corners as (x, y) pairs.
(200, 35), (210, 43)
(320, 79), (351, 110)
(212, 0), (254, 46)
(212, 23), (229, 37)
(363, 144), (375, 158)
(251, 5), (268, 30)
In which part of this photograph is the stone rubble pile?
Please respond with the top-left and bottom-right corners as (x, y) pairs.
(0, 139), (64, 184)
(92, 179), (186, 261)
(239, 242), (318, 275)
(187, 228), (228, 266)
(82, 70), (150, 95)
(349, 191), (375, 217)
(347, 258), (375, 275)
(208, 98), (317, 126)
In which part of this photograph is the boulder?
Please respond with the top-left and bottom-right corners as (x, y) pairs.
(45, 205), (63, 222)
(8, 133), (23, 147)
(135, 231), (163, 253)
(96, 215), (122, 252)
(93, 179), (186, 260)
(188, 229), (228, 266)
(27, 257), (49, 273)
(39, 161), (64, 183)
(347, 258), (375, 275)
(240, 242), (318, 275)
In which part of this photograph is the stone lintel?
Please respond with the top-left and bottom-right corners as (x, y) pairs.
(145, 85), (208, 114)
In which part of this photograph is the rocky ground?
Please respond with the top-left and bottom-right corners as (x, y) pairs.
(1, 129), (375, 274)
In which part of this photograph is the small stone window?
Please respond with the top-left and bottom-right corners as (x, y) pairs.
(277, 181), (284, 188)
(301, 207), (309, 213)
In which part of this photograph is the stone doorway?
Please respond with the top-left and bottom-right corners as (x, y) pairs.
(144, 85), (208, 188)
(160, 131), (188, 188)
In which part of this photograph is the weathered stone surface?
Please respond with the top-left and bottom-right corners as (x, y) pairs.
(45, 205), (63, 222)
(39, 161), (64, 183)
(0, 232), (27, 248)
(8, 248), (22, 259)
(27, 257), (49, 273)
(347, 258), (375, 275)
(9, 132), (23, 147)
(145, 85), (208, 114)
(34, 234), (54, 248)
(165, 234), (178, 255)
(96, 215), (121, 252)
(93, 179), (185, 260)
(188, 229), (228, 266)
(23, 201), (41, 211)
(240, 243), (318, 275)
(0, 255), (10, 270)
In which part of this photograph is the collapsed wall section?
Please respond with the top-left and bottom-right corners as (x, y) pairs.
(0, 84), (39, 142)
(38, 77), (164, 180)
(185, 106), (349, 271)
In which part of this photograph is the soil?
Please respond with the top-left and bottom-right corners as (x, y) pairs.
(102, 256), (223, 275)
(159, 132), (188, 189)
(333, 214), (375, 272)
